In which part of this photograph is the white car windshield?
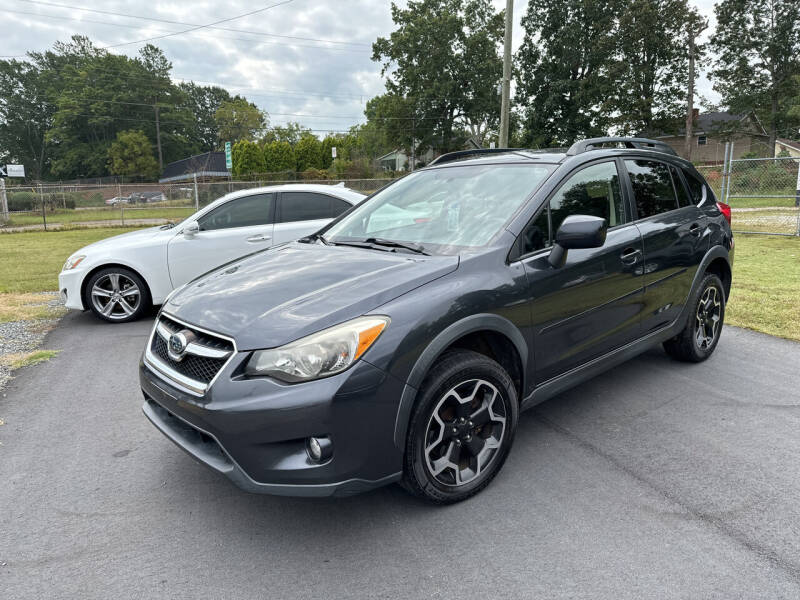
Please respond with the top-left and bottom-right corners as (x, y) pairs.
(324, 164), (554, 254)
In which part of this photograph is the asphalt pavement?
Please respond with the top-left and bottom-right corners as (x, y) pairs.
(3, 311), (800, 599)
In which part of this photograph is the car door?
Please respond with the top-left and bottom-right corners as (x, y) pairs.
(516, 159), (645, 383)
(166, 192), (275, 288)
(622, 159), (709, 334)
(271, 191), (352, 245)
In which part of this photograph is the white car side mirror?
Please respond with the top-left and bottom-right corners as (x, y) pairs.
(183, 221), (199, 238)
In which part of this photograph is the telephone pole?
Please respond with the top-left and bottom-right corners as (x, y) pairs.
(498, 0), (514, 148)
(684, 14), (707, 162)
(154, 103), (163, 171)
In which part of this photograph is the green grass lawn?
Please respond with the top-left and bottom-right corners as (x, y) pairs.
(729, 196), (799, 208)
(5, 206), (194, 227)
(727, 234), (800, 341)
(0, 227), (145, 293)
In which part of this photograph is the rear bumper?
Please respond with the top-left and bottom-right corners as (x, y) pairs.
(140, 353), (406, 497)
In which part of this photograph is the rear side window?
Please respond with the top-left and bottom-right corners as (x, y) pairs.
(198, 193), (273, 231)
(279, 192), (339, 223)
(670, 166), (691, 207)
(625, 159), (678, 218)
(331, 197), (352, 217)
(519, 161), (624, 255)
(684, 171), (706, 205)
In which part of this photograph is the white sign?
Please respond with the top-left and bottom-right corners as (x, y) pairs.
(331, 146), (337, 159)
(6, 164), (25, 177)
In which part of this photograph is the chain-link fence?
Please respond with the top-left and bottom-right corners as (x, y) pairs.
(0, 178), (397, 231)
(699, 156), (800, 236)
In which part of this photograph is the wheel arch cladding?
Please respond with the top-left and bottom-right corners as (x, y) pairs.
(705, 256), (732, 300)
(393, 313), (528, 448)
(81, 263), (152, 308)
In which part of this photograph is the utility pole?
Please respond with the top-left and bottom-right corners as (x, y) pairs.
(498, 0), (514, 148)
(154, 104), (163, 171)
(684, 15), (707, 162)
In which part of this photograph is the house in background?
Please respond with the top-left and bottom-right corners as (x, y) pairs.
(376, 148), (435, 171)
(644, 111), (770, 164)
(159, 151), (230, 183)
(775, 139), (800, 158)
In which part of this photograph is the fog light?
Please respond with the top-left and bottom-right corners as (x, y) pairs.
(306, 436), (332, 462)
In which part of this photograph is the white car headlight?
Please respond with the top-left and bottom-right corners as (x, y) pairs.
(62, 255), (86, 271)
(245, 316), (389, 383)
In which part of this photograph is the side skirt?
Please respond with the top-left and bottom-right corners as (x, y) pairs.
(520, 320), (681, 411)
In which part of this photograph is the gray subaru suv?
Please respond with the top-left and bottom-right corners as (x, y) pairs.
(141, 138), (734, 504)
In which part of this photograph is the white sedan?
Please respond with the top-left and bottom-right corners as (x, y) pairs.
(59, 184), (364, 322)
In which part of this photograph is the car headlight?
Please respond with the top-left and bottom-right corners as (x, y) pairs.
(62, 255), (86, 271)
(245, 316), (389, 383)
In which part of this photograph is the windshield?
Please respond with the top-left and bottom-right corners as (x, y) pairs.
(324, 164), (554, 254)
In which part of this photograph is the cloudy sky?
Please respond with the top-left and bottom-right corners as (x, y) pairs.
(2, 0), (722, 135)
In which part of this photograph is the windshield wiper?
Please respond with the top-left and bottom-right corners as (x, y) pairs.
(363, 237), (429, 255)
(332, 237), (429, 255)
(300, 232), (330, 245)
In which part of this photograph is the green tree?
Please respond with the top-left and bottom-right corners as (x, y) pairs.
(231, 139), (266, 176)
(263, 140), (296, 172)
(179, 82), (232, 152)
(295, 134), (322, 171)
(610, 0), (693, 135)
(515, 0), (620, 147)
(107, 130), (159, 179)
(321, 135), (342, 169)
(373, 0), (504, 152)
(215, 98), (267, 144)
(711, 0), (800, 156)
(0, 58), (55, 179)
(261, 121), (310, 145)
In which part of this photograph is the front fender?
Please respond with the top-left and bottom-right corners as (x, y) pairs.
(391, 313), (528, 448)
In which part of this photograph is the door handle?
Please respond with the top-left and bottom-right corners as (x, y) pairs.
(689, 223), (702, 237)
(620, 247), (641, 264)
(246, 234), (272, 243)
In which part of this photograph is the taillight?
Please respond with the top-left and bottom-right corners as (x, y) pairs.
(716, 202), (731, 225)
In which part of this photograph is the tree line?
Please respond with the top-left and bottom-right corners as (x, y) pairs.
(1, 0), (799, 182)
(369, 0), (800, 159)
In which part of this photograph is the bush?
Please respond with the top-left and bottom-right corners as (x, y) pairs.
(7, 192), (37, 211)
(263, 141), (296, 173)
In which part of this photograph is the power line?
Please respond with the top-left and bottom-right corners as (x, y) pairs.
(101, 0), (295, 50)
(3, 8), (371, 54)
(12, 0), (372, 47)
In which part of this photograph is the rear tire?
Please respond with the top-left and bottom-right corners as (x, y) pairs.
(401, 350), (518, 504)
(663, 273), (725, 363)
(83, 267), (150, 323)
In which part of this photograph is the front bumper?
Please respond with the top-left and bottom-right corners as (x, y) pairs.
(140, 350), (406, 497)
(58, 267), (87, 310)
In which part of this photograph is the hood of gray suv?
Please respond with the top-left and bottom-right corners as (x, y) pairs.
(164, 241), (459, 350)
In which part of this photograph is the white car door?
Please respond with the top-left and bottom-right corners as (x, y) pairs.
(271, 190), (353, 245)
(166, 192), (275, 288)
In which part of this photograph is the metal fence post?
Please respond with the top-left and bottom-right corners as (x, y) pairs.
(39, 183), (47, 231)
(193, 173), (199, 211)
(720, 142), (730, 203)
(0, 177), (8, 222)
(725, 143), (735, 204)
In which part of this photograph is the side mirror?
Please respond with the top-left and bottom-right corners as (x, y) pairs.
(548, 215), (607, 268)
(183, 221), (200, 238)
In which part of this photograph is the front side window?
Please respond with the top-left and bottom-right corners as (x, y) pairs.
(519, 161), (624, 255)
(625, 159), (679, 219)
(198, 193), (273, 231)
(324, 164), (554, 253)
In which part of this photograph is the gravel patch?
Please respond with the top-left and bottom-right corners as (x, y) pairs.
(0, 292), (64, 391)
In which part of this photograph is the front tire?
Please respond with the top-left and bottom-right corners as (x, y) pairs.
(84, 267), (150, 323)
(663, 273), (725, 362)
(402, 350), (518, 504)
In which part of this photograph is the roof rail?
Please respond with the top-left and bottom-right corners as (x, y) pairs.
(566, 137), (677, 156)
(429, 148), (524, 166)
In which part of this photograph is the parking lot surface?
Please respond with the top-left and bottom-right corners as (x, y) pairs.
(3, 312), (800, 599)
